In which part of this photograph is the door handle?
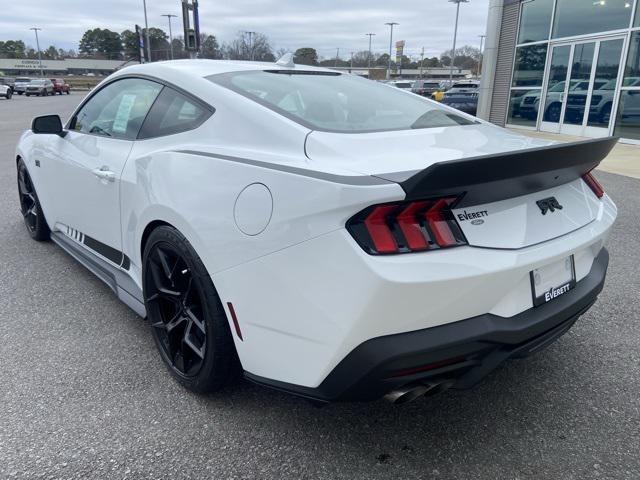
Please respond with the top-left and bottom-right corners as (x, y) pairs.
(92, 166), (116, 182)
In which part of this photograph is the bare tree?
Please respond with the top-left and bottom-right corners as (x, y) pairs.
(222, 31), (274, 62)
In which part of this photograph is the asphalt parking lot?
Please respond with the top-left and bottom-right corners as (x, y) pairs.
(1, 92), (639, 479)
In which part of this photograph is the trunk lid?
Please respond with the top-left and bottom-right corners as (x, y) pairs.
(305, 127), (616, 250)
(304, 123), (552, 176)
(451, 178), (602, 249)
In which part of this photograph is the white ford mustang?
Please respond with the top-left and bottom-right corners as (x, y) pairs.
(15, 58), (617, 403)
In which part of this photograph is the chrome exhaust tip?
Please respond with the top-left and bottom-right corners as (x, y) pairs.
(384, 384), (430, 404)
(384, 380), (455, 404)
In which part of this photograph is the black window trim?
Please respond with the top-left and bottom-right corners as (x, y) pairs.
(65, 74), (215, 140)
(136, 84), (213, 141)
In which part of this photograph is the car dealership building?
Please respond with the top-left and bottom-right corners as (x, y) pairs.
(0, 58), (129, 77)
(478, 0), (640, 143)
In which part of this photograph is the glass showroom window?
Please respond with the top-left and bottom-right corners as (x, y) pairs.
(507, 88), (544, 126)
(518, 0), (554, 44)
(512, 44), (549, 87)
(614, 32), (640, 140)
(552, 0), (633, 39)
(507, 44), (548, 126)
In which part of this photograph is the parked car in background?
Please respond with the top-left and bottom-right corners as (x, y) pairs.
(0, 84), (12, 100)
(389, 80), (414, 91)
(25, 79), (54, 97)
(50, 78), (71, 95)
(0, 77), (16, 94)
(14, 77), (33, 95)
(412, 80), (442, 97)
(440, 81), (480, 115)
(518, 79), (607, 123)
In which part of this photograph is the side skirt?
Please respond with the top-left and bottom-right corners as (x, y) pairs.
(51, 232), (147, 317)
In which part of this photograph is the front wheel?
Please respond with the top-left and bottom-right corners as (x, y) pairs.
(5, 91), (11, 100)
(143, 226), (240, 393)
(17, 160), (50, 241)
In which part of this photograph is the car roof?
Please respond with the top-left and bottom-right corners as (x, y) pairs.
(113, 59), (339, 81)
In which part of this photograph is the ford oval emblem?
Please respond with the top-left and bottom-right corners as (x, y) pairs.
(471, 219), (484, 226)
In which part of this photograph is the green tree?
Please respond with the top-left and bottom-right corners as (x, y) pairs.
(79, 28), (122, 59)
(43, 45), (59, 60)
(200, 34), (221, 59)
(145, 27), (169, 61)
(0, 40), (27, 58)
(376, 53), (395, 68)
(294, 48), (318, 66)
(121, 29), (140, 61)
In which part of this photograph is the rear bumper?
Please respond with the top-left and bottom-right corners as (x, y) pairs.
(246, 247), (608, 402)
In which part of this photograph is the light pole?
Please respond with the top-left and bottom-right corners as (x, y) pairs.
(448, 0), (468, 86)
(419, 46), (425, 78)
(30, 27), (44, 77)
(143, 0), (151, 62)
(335, 47), (340, 68)
(478, 34), (486, 77)
(385, 22), (398, 80)
(162, 14), (177, 60)
(244, 31), (256, 60)
(366, 33), (376, 69)
(350, 51), (354, 72)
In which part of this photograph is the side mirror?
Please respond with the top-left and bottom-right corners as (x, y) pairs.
(31, 115), (66, 136)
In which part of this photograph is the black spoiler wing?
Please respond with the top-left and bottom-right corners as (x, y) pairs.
(377, 137), (617, 207)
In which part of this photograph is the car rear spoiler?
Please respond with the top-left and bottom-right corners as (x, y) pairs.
(377, 137), (618, 207)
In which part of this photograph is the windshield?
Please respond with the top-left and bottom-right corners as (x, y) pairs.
(30, 80), (45, 85)
(451, 83), (478, 89)
(208, 71), (474, 133)
(17, 78), (31, 83)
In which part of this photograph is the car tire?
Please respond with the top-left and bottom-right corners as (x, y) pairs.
(66, 90), (70, 95)
(599, 103), (612, 124)
(26, 94), (30, 97)
(5, 91), (11, 100)
(545, 103), (562, 123)
(143, 226), (240, 393)
(17, 160), (50, 241)
(18, 91), (23, 95)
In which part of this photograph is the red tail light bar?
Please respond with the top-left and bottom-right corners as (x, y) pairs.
(347, 196), (467, 255)
(582, 171), (605, 199)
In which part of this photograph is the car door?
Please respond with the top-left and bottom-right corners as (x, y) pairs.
(44, 77), (162, 265)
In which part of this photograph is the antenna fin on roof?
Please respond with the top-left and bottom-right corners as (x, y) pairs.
(276, 53), (295, 68)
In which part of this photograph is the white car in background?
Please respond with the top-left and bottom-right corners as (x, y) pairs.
(0, 84), (12, 100)
(15, 59), (616, 404)
(13, 77), (32, 95)
(388, 80), (414, 91)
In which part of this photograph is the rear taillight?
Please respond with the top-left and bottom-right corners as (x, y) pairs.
(347, 196), (467, 255)
(582, 171), (604, 198)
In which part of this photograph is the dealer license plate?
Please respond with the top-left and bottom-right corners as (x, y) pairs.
(530, 256), (576, 307)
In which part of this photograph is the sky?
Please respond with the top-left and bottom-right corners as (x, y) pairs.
(1, 0), (490, 60)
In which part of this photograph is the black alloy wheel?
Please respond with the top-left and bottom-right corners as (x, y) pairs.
(143, 226), (239, 393)
(17, 160), (50, 241)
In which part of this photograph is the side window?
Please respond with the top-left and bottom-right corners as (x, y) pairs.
(71, 78), (162, 140)
(138, 87), (211, 139)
